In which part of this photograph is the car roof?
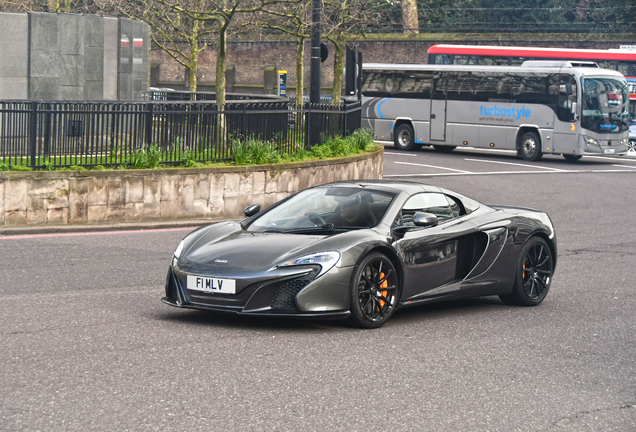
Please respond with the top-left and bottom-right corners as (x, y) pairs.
(315, 180), (442, 194)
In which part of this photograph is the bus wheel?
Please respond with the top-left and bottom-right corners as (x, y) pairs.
(519, 131), (542, 161)
(394, 124), (414, 151)
(433, 145), (457, 152)
(562, 154), (582, 162)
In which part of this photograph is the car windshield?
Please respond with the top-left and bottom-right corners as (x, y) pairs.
(247, 187), (396, 233)
(581, 77), (630, 134)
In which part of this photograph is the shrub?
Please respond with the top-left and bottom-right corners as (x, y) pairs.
(129, 144), (162, 169)
(180, 149), (202, 167)
(232, 138), (280, 165)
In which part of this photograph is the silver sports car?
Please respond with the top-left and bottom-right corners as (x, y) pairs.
(164, 180), (557, 328)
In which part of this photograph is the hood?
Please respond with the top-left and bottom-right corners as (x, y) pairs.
(180, 223), (328, 275)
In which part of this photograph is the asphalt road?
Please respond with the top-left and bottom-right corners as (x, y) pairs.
(1, 148), (635, 431)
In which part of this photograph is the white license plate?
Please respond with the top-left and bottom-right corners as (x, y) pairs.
(187, 275), (236, 294)
(603, 148), (615, 154)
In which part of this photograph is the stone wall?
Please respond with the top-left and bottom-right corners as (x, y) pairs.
(0, 148), (383, 228)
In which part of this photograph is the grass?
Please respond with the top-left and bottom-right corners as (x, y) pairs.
(0, 129), (378, 172)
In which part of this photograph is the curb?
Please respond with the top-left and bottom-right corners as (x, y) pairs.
(0, 218), (229, 237)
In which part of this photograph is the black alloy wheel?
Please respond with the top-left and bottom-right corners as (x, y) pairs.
(519, 131), (543, 161)
(394, 124), (414, 151)
(562, 154), (582, 162)
(349, 252), (399, 329)
(500, 237), (554, 306)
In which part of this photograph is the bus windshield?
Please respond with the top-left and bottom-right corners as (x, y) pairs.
(581, 77), (630, 134)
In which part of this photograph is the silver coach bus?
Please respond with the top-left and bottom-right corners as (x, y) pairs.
(361, 61), (631, 161)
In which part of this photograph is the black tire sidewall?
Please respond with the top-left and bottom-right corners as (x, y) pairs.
(394, 124), (414, 151)
(512, 237), (553, 306)
(520, 131), (542, 161)
(349, 252), (399, 329)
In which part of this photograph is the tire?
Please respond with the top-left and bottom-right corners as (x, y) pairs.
(348, 252), (400, 329)
(562, 154), (582, 162)
(519, 131), (542, 161)
(433, 145), (457, 152)
(499, 237), (554, 306)
(394, 124), (414, 151)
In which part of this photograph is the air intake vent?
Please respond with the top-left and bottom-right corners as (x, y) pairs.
(271, 269), (319, 309)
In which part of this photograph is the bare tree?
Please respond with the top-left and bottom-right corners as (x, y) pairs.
(323, 0), (383, 104)
(401, 0), (418, 33)
(259, 1), (311, 105)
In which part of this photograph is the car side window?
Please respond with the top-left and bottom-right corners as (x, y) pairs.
(399, 193), (455, 226)
(445, 195), (465, 218)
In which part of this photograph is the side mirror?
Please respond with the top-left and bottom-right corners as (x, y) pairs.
(244, 204), (261, 217)
(571, 102), (579, 120)
(413, 212), (438, 227)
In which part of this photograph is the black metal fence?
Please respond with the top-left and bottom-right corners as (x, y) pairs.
(0, 99), (361, 169)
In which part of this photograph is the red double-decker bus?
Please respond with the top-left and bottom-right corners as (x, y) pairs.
(427, 44), (636, 115)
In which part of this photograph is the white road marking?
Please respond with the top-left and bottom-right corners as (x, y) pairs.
(612, 164), (636, 169)
(385, 169), (636, 178)
(464, 158), (566, 172)
(394, 161), (472, 173)
(384, 152), (418, 157)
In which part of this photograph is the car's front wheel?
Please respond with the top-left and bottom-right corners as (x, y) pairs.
(500, 237), (554, 306)
(349, 252), (400, 329)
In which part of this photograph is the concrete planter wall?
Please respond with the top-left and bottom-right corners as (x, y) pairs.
(0, 148), (383, 227)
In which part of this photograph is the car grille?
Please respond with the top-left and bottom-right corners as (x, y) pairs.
(271, 268), (319, 309)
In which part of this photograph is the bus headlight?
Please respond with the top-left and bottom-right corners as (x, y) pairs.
(619, 138), (628, 146)
(583, 136), (600, 147)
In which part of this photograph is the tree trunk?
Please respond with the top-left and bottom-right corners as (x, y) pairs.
(401, 0), (419, 34)
(331, 41), (345, 105)
(216, 22), (227, 109)
(295, 37), (305, 106)
(189, 36), (199, 94)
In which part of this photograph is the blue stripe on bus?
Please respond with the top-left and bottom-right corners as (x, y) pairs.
(376, 98), (390, 119)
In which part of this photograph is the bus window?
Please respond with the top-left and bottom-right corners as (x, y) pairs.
(595, 60), (616, 70)
(479, 56), (510, 66)
(452, 55), (478, 65)
(618, 61), (636, 76)
(433, 54), (452, 65)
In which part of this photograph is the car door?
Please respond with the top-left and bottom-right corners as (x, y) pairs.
(394, 192), (478, 302)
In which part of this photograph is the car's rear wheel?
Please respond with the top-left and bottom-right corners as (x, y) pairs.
(500, 237), (554, 306)
(349, 252), (399, 329)
(394, 124), (414, 151)
(519, 131), (542, 161)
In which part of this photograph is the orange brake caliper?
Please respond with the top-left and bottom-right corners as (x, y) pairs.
(378, 272), (389, 309)
(523, 264), (526, 279)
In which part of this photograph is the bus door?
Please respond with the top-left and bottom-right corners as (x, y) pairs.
(553, 77), (579, 154)
(430, 72), (447, 141)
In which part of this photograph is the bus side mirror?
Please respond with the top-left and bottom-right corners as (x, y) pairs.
(571, 102), (578, 120)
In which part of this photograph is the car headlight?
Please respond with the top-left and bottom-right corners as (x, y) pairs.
(278, 251), (341, 277)
(583, 136), (600, 147)
(174, 240), (184, 259)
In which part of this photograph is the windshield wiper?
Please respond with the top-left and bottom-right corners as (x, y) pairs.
(264, 224), (335, 234)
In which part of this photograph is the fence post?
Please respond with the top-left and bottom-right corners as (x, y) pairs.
(343, 102), (347, 137)
(145, 103), (153, 146)
(304, 103), (311, 149)
(29, 101), (37, 169)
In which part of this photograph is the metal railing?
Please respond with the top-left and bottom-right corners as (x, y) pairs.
(0, 99), (361, 170)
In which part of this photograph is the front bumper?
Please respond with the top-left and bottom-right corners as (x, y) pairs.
(163, 265), (353, 319)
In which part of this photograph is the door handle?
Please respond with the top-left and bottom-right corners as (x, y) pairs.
(431, 114), (436, 119)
